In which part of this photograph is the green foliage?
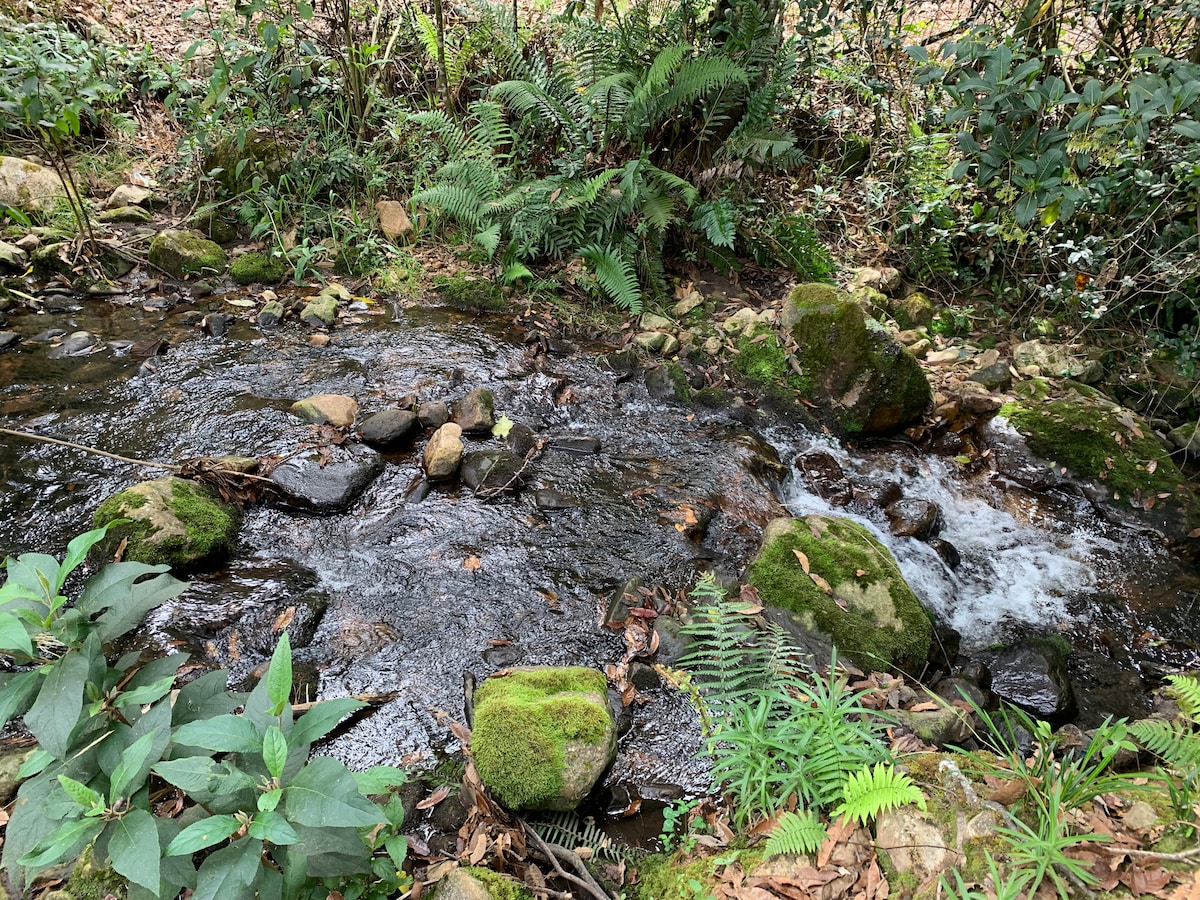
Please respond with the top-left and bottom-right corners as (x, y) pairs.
(0, 529), (410, 899)
(1131, 675), (1200, 832)
(761, 810), (827, 857)
(678, 575), (890, 826)
(833, 762), (925, 826)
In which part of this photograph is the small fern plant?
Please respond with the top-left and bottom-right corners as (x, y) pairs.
(834, 763), (926, 826)
(1131, 674), (1200, 829)
(762, 810), (828, 857)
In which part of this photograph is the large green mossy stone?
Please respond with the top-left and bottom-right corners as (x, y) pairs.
(999, 392), (1200, 539)
(147, 229), (228, 279)
(93, 477), (240, 569)
(230, 250), (286, 285)
(782, 284), (931, 436)
(471, 666), (616, 811)
(748, 515), (933, 672)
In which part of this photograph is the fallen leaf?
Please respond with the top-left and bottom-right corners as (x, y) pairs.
(271, 607), (296, 634)
(1123, 864), (1171, 895)
(810, 572), (833, 594)
(1147, 459), (1158, 474)
(855, 569), (866, 577)
(417, 785), (452, 810)
(491, 415), (514, 438)
(792, 549), (811, 573)
(908, 701), (940, 712)
(464, 555), (482, 573)
(984, 776), (1030, 805)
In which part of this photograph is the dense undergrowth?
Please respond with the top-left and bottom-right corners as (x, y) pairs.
(2, 0), (1198, 368)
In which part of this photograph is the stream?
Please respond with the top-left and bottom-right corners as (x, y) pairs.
(2, 284), (1199, 818)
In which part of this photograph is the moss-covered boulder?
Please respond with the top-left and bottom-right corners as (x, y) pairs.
(783, 284), (932, 436)
(93, 477), (240, 569)
(204, 130), (290, 196)
(148, 229), (228, 279)
(300, 293), (339, 327)
(998, 391), (1200, 540)
(230, 251), (286, 285)
(748, 516), (934, 672)
(471, 666), (616, 811)
(433, 868), (533, 900)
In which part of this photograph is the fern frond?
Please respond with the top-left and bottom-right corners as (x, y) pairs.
(412, 183), (490, 231)
(578, 242), (642, 312)
(834, 763), (926, 826)
(1166, 675), (1200, 722)
(694, 198), (737, 248)
(763, 810), (828, 857)
(1130, 719), (1200, 773)
(491, 79), (586, 143)
(528, 811), (638, 861)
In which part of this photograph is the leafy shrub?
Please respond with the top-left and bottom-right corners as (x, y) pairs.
(0, 525), (409, 899)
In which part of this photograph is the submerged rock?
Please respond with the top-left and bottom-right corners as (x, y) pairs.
(148, 229), (228, 279)
(885, 498), (942, 539)
(360, 409), (418, 447)
(269, 442), (384, 510)
(92, 477), (240, 569)
(460, 449), (524, 492)
(471, 666), (616, 811)
(290, 393), (359, 428)
(748, 515), (934, 671)
(980, 638), (1077, 721)
(452, 388), (495, 433)
(782, 283), (932, 436)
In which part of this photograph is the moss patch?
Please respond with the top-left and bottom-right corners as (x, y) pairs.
(433, 272), (504, 311)
(471, 667), (611, 810)
(733, 327), (809, 401)
(93, 477), (239, 569)
(748, 516), (933, 671)
(147, 229), (228, 278)
(998, 397), (1188, 502)
(230, 251), (286, 285)
(461, 867), (534, 900)
(635, 849), (764, 900)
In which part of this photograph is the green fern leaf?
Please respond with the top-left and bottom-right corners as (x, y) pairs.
(763, 810), (828, 857)
(834, 763), (926, 826)
(1130, 719), (1200, 773)
(1166, 675), (1200, 722)
(694, 199), (737, 248)
(578, 242), (642, 312)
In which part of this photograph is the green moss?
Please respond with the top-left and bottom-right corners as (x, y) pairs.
(471, 667), (610, 810)
(999, 398), (1186, 500)
(636, 849), (764, 900)
(147, 230), (228, 278)
(733, 327), (808, 399)
(695, 387), (736, 408)
(461, 867), (534, 900)
(67, 847), (126, 900)
(93, 478), (238, 568)
(433, 272), (504, 311)
(230, 251), (286, 285)
(748, 516), (933, 671)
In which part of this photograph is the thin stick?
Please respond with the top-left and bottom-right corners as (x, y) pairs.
(1102, 844), (1200, 861)
(1, 427), (180, 471)
(520, 823), (614, 900)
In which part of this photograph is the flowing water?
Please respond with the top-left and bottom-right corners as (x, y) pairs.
(2, 286), (1198, 807)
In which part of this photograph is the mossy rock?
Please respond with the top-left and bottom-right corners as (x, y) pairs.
(148, 229), (228, 279)
(190, 211), (239, 244)
(782, 284), (931, 436)
(998, 394), (1200, 539)
(93, 477), (240, 570)
(748, 515), (934, 672)
(204, 130), (290, 196)
(471, 666), (616, 811)
(67, 846), (127, 900)
(433, 273), (504, 311)
(230, 251), (286, 285)
(635, 849), (764, 900)
(890, 291), (934, 330)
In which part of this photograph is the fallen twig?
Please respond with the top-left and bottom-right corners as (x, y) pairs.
(520, 822), (615, 900)
(1, 426), (180, 471)
(475, 439), (545, 501)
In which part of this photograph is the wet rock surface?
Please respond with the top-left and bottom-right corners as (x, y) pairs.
(269, 441), (385, 510)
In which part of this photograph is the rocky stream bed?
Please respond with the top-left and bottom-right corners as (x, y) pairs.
(2, 270), (1200, 848)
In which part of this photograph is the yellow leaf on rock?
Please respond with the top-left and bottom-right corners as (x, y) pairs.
(792, 549), (811, 573)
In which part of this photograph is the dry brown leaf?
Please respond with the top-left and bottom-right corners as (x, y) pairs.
(417, 784), (452, 810)
(464, 555), (482, 573)
(1147, 459), (1158, 474)
(792, 549), (811, 573)
(908, 701), (940, 712)
(983, 776), (1030, 806)
(810, 572), (833, 594)
(271, 607), (296, 634)
(1167, 869), (1200, 900)
(1122, 864), (1172, 895)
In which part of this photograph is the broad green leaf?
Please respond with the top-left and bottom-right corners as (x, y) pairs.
(94, 569), (189, 642)
(287, 698), (366, 748)
(17, 816), (103, 868)
(283, 756), (384, 828)
(165, 815), (241, 856)
(172, 668), (239, 726)
(0, 670), (43, 727)
(263, 726), (287, 780)
(192, 839), (262, 900)
(174, 715), (263, 753)
(57, 775), (103, 811)
(17, 749), (53, 779)
(108, 808), (161, 892)
(109, 732), (159, 801)
(25, 649), (88, 758)
(353, 765), (408, 796)
(248, 810), (298, 845)
(384, 834), (407, 868)
(5, 553), (61, 604)
(59, 523), (119, 592)
(116, 674), (177, 708)
(154, 757), (255, 796)
(258, 788), (282, 812)
(266, 633), (292, 717)
(0, 611), (32, 658)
